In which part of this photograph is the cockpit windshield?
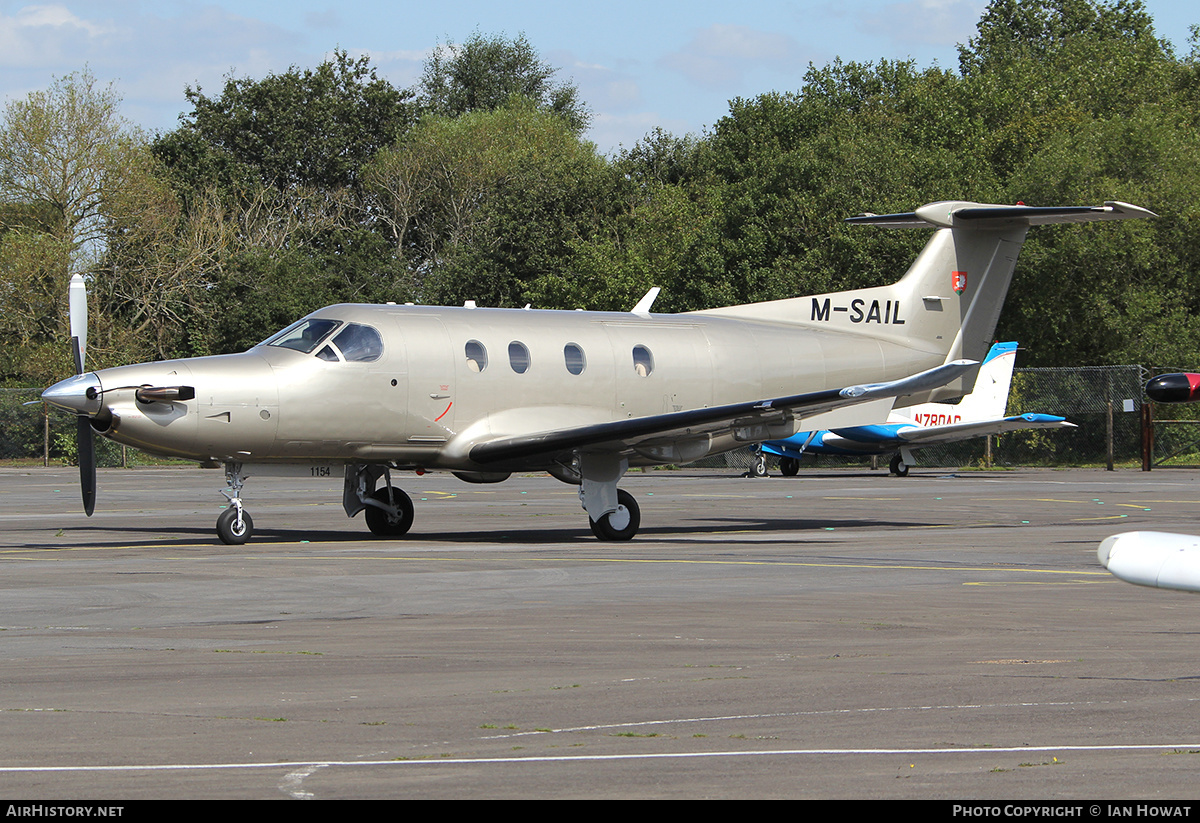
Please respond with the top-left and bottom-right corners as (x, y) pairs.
(262, 318), (383, 363)
(263, 319), (341, 354)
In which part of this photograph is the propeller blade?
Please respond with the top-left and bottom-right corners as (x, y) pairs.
(70, 336), (84, 375)
(77, 415), (96, 517)
(69, 275), (87, 373)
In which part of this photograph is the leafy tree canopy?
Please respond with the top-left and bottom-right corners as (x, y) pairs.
(418, 31), (590, 135)
(157, 49), (416, 193)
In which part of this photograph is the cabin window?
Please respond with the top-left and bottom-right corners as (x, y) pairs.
(632, 344), (654, 377)
(465, 340), (488, 373)
(564, 343), (586, 375)
(331, 323), (383, 362)
(508, 341), (531, 374)
(266, 318), (341, 354)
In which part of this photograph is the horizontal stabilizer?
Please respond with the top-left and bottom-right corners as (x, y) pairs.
(849, 201), (1156, 230)
(879, 413), (1074, 447)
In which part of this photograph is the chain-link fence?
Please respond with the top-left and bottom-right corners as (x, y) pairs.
(1143, 367), (1200, 468)
(4, 364), (1192, 469)
(1, 388), (132, 466)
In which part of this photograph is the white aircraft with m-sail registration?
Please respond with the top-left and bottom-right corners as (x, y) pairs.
(41, 199), (1153, 544)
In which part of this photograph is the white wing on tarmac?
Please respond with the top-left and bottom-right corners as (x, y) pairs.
(882, 413), (1075, 447)
(1099, 531), (1200, 593)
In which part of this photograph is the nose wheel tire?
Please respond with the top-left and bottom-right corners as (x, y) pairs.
(365, 487), (414, 537)
(217, 508), (253, 545)
(589, 489), (640, 541)
(749, 452), (768, 478)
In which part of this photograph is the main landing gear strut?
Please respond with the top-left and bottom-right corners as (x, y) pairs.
(346, 464), (414, 537)
(575, 453), (641, 541)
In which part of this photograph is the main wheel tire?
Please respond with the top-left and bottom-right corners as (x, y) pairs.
(365, 486), (414, 537)
(217, 507), (253, 545)
(780, 457), (800, 476)
(889, 454), (909, 477)
(589, 489), (640, 541)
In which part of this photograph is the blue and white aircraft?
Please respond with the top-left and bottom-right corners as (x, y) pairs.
(752, 342), (1075, 477)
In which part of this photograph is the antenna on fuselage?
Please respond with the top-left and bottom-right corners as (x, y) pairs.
(631, 287), (661, 317)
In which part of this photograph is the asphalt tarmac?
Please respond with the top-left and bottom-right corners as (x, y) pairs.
(0, 464), (1198, 800)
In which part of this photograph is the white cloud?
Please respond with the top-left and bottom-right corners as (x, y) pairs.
(658, 23), (809, 90)
(856, 0), (987, 50)
(0, 4), (118, 67)
(0, 3), (311, 132)
(588, 109), (691, 156)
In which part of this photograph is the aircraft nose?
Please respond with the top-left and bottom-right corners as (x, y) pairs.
(1145, 373), (1200, 403)
(42, 372), (103, 415)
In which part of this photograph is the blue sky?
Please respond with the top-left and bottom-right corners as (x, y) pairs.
(1, 0), (1196, 155)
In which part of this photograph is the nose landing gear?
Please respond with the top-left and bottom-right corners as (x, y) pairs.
(218, 462), (253, 544)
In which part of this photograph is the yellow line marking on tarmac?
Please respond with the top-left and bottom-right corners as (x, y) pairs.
(0, 544), (1109, 576)
(964, 580), (1103, 586)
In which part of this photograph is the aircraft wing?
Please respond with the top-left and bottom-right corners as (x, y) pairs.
(467, 360), (977, 466)
(835, 413), (1076, 449)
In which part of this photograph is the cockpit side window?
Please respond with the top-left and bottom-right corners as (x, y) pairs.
(331, 323), (383, 362)
(266, 319), (341, 354)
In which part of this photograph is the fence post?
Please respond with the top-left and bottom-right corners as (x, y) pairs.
(1141, 402), (1153, 471)
(1106, 398), (1114, 471)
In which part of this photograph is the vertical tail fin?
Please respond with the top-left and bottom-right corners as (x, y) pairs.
(896, 341), (1018, 424)
(840, 200), (1155, 363)
(697, 200), (1154, 366)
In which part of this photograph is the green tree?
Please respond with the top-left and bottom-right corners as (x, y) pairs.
(527, 129), (728, 313)
(364, 100), (605, 307)
(694, 60), (989, 309)
(157, 50), (416, 193)
(141, 51), (417, 356)
(419, 31), (590, 135)
(0, 70), (157, 383)
(955, 0), (1199, 366)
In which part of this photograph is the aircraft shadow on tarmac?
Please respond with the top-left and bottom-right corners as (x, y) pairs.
(47, 514), (957, 548)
